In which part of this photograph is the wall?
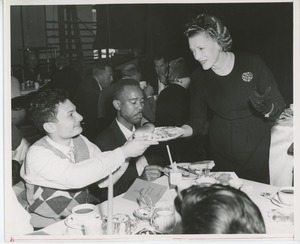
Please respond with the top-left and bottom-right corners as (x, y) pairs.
(11, 6), (46, 66)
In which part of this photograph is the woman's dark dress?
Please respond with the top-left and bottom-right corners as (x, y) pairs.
(188, 53), (285, 183)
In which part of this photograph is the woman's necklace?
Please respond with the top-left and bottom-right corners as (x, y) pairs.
(212, 52), (235, 76)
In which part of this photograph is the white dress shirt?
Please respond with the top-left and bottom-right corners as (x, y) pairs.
(157, 79), (167, 95)
(116, 119), (148, 176)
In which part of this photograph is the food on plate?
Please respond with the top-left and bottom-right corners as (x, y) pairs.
(163, 165), (198, 180)
(145, 126), (183, 141)
(188, 161), (215, 174)
(195, 177), (217, 185)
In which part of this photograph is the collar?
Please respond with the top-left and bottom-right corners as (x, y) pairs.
(115, 118), (135, 140)
(45, 136), (75, 156)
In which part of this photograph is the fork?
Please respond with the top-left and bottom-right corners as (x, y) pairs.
(260, 192), (282, 205)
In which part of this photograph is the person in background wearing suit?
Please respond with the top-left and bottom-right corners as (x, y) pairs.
(91, 79), (165, 202)
(74, 63), (114, 141)
(146, 54), (169, 96)
(155, 57), (205, 162)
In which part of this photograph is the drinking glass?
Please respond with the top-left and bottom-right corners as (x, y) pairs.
(151, 204), (176, 233)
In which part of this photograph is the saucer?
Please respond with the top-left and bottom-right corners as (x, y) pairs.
(270, 196), (294, 209)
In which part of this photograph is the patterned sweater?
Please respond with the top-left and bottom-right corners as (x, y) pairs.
(25, 136), (90, 228)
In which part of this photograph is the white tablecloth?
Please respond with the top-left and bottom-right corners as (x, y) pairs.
(24, 176), (294, 241)
(269, 117), (293, 186)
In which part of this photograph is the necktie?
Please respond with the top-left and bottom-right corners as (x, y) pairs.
(68, 146), (75, 163)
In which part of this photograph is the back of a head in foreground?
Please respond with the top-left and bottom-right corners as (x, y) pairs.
(175, 184), (266, 234)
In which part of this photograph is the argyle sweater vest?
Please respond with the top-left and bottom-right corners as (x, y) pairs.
(25, 135), (90, 228)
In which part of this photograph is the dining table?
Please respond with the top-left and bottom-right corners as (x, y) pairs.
(269, 110), (294, 187)
(23, 172), (295, 242)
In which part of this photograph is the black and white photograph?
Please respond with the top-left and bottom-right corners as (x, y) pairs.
(2, 0), (299, 242)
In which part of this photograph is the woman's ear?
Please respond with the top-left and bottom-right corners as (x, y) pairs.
(43, 122), (55, 134)
(113, 100), (121, 111)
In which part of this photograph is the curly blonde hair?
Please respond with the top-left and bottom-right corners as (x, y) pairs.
(184, 13), (232, 52)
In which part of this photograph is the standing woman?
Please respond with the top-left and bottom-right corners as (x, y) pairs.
(181, 14), (285, 184)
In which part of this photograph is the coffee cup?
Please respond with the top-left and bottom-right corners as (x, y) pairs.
(71, 203), (100, 224)
(278, 186), (294, 206)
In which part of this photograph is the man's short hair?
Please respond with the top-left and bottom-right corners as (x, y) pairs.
(113, 78), (141, 100)
(175, 184), (266, 234)
(29, 89), (69, 133)
(92, 63), (108, 77)
(121, 64), (140, 79)
(168, 57), (190, 81)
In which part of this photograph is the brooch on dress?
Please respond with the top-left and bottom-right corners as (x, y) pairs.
(242, 72), (253, 82)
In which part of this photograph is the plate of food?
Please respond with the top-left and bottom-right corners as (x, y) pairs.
(145, 126), (184, 142)
(195, 172), (243, 189)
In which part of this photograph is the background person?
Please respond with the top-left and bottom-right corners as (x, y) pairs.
(181, 13), (285, 184)
(74, 63), (115, 141)
(146, 54), (169, 96)
(174, 184), (266, 234)
(155, 57), (205, 162)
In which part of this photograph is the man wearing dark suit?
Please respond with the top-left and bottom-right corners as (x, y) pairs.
(146, 54), (169, 96)
(73, 63), (114, 141)
(90, 79), (165, 202)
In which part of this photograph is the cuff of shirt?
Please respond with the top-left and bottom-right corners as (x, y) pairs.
(136, 156), (148, 176)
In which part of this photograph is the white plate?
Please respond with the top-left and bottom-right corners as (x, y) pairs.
(270, 196), (294, 209)
(146, 126), (184, 142)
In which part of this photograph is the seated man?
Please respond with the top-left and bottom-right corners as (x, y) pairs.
(92, 79), (165, 202)
(20, 88), (157, 228)
(175, 184), (266, 234)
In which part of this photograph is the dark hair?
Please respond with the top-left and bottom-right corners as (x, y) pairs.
(121, 64), (141, 79)
(92, 63), (108, 77)
(29, 89), (69, 133)
(184, 13), (232, 52)
(168, 57), (190, 81)
(175, 184), (266, 234)
(153, 53), (167, 63)
(113, 78), (141, 100)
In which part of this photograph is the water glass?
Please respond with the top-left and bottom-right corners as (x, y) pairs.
(151, 204), (176, 233)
